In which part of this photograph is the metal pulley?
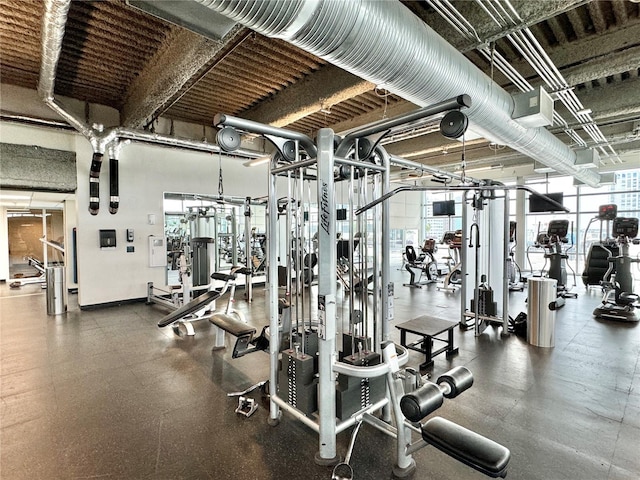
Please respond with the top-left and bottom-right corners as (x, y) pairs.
(440, 111), (469, 139)
(217, 126), (241, 152)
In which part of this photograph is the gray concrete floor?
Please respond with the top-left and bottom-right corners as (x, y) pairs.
(1, 268), (639, 480)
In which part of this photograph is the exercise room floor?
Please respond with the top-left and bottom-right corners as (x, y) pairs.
(1, 269), (639, 480)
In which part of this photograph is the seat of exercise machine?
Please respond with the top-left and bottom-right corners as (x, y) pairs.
(209, 314), (256, 338)
(421, 417), (510, 478)
(405, 245), (423, 265)
(157, 289), (222, 327)
(278, 298), (291, 312)
(337, 238), (360, 261)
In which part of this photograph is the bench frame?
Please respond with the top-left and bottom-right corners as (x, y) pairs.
(396, 316), (459, 369)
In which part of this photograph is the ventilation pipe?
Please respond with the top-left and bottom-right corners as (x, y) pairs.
(195, 0), (601, 187)
(107, 140), (127, 214)
(88, 152), (103, 215)
(38, 0), (264, 216)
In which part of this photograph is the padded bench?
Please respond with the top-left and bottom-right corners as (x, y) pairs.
(158, 289), (221, 328)
(421, 416), (510, 478)
(395, 315), (459, 369)
(209, 313), (258, 358)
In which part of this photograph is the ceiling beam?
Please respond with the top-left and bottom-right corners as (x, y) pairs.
(573, 76), (640, 122)
(120, 24), (248, 128)
(500, 21), (640, 82)
(561, 45), (640, 87)
(242, 64), (374, 127)
(408, 0), (588, 50)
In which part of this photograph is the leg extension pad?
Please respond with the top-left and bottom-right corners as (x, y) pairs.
(421, 417), (510, 478)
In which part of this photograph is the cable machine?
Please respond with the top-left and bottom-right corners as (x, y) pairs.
(212, 95), (511, 477)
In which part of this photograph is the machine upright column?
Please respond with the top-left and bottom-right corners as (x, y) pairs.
(315, 128), (339, 464)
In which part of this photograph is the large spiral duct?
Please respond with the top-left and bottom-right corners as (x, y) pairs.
(195, 0), (600, 186)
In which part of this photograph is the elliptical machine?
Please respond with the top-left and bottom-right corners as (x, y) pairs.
(582, 204), (619, 288)
(593, 217), (640, 322)
(507, 221), (524, 291)
(541, 219), (578, 309)
(438, 230), (463, 292)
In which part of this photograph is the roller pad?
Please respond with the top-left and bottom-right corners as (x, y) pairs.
(421, 417), (510, 478)
(211, 272), (237, 282)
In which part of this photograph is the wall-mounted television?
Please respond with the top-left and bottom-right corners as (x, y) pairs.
(433, 200), (455, 216)
(528, 192), (564, 213)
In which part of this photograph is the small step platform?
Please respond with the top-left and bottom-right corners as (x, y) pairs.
(421, 416), (510, 478)
(395, 315), (458, 369)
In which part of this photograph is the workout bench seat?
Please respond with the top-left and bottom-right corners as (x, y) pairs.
(158, 290), (221, 328)
(421, 416), (511, 478)
(209, 314), (259, 358)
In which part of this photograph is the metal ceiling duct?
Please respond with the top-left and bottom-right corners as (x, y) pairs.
(38, 0), (263, 215)
(195, 0), (601, 187)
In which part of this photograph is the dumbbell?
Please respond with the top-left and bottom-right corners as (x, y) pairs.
(400, 366), (474, 423)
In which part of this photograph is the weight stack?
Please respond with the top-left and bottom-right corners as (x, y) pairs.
(336, 351), (386, 420)
(471, 287), (497, 316)
(290, 330), (319, 370)
(278, 348), (318, 416)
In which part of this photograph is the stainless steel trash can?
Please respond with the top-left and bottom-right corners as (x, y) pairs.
(46, 266), (66, 315)
(527, 278), (556, 347)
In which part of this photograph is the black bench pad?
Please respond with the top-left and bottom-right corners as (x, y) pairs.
(158, 290), (221, 328)
(209, 314), (256, 338)
(211, 272), (236, 282)
(421, 417), (510, 478)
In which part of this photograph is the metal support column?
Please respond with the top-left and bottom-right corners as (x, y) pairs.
(267, 159), (281, 425)
(315, 128), (339, 465)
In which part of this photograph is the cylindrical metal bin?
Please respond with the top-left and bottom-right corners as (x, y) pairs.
(527, 278), (556, 347)
(46, 266), (66, 316)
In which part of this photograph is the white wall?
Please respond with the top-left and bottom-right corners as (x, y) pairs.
(74, 140), (270, 307)
(0, 119), (271, 306)
(0, 207), (7, 281)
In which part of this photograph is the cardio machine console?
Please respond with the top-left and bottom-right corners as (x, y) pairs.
(598, 204), (617, 221)
(613, 217), (639, 239)
(547, 219), (569, 242)
(422, 238), (437, 253)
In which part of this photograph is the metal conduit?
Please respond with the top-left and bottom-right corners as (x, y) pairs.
(195, 0), (601, 187)
(39, 0), (265, 215)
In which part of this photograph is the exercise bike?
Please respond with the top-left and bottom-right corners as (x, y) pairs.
(403, 239), (439, 288)
(593, 217), (640, 323)
(438, 230), (463, 292)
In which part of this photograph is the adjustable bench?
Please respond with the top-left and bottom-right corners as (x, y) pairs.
(209, 313), (264, 358)
(421, 416), (511, 478)
(157, 289), (221, 328)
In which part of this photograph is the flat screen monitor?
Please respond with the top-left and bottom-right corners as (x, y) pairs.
(433, 200), (455, 216)
(528, 192), (564, 213)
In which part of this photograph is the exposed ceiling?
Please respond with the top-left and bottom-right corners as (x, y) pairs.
(1, 0), (639, 179)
